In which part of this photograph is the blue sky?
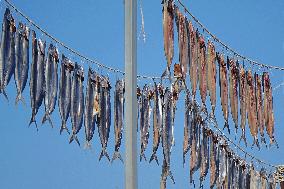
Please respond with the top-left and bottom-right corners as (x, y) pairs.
(0, 0), (284, 189)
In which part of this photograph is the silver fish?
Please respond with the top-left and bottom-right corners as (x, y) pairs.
(14, 23), (29, 105)
(183, 91), (191, 166)
(98, 76), (111, 161)
(84, 68), (98, 148)
(112, 79), (124, 163)
(150, 82), (162, 165)
(210, 134), (218, 189)
(140, 85), (151, 161)
(200, 127), (210, 188)
(42, 44), (59, 127)
(29, 32), (46, 129)
(58, 55), (74, 134)
(69, 63), (84, 146)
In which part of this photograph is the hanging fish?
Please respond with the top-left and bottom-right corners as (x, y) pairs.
(210, 134), (218, 189)
(14, 22), (29, 105)
(189, 24), (198, 99)
(218, 144), (228, 188)
(160, 89), (175, 189)
(137, 86), (141, 132)
(183, 91), (191, 167)
(255, 73), (266, 145)
(140, 85), (151, 161)
(239, 65), (247, 146)
(29, 32), (46, 129)
(70, 63), (84, 146)
(42, 44), (59, 128)
(0, 8), (11, 100)
(98, 76), (111, 161)
(268, 174), (276, 189)
(207, 41), (217, 118)
(198, 35), (207, 108)
(199, 127), (210, 188)
(263, 72), (277, 147)
(238, 162), (247, 189)
(112, 79), (124, 163)
(246, 70), (259, 148)
(84, 68), (99, 148)
(150, 82), (162, 165)
(228, 58), (239, 134)
(162, 0), (174, 77)
(260, 168), (267, 189)
(58, 55), (74, 134)
(1, 9), (16, 100)
(217, 53), (230, 133)
(250, 165), (260, 189)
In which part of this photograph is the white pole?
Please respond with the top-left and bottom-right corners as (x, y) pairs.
(125, 0), (137, 189)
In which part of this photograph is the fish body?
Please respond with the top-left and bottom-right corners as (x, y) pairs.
(260, 168), (267, 189)
(112, 79), (124, 163)
(217, 54), (230, 133)
(189, 25), (198, 98)
(42, 44), (59, 127)
(150, 82), (162, 165)
(58, 55), (74, 134)
(210, 135), (218, 188)
(98, 76), (111, 161)
(246, 70), (259, 148)
(229, 59), (239, 133)
(182, 92), (190, 166)
(200, 128), (210, 187)
(239, 65), (247, 145)
(198, 35), (207, 105)
(15, 23), (29, 105)
(70, 63), (84, 146)
(207, 41), (216, 115)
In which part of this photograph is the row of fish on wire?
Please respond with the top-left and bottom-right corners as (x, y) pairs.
(0, 8), (126, 162)
(162, 0), (278, 149)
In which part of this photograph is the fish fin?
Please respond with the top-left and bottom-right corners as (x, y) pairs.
(223, 121), (230, 134)
(239, 129), (247, 146)
(60, 122), (70, 135)
(28, 115), (39, 131)
(42, 113), (54, 128)
(15, 93), (26, 106)
(111, 151), (124, 164)
(149, 153), (159, 166)
(69, 134), (80, 146)
(99, 148), (110, 162)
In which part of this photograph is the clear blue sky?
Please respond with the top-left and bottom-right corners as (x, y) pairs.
(0, 0), (284, 189)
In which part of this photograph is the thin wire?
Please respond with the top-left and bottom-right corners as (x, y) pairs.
(177, 0), (284, 71)
(3, 0), (160, 80)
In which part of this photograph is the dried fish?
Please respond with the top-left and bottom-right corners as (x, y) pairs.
(207, 41), (216, 117)
(210, 134), (218, 188)
(246, 70), (259, 148)
(239, 65), (247, 145)
(199, 127), (210, 188)
(42, 44), (59, 128)
(70, 63), (84, 146)
(15, 22), (29, 105)
(150, 82), (162, 165)
(218, 144), (227, 188)
(198, 35), (207, 107)
(189, 25), (198, 99)
(112, 79), (124, 163)
(162, 0), (174, 77)
(58, 55), (74, 134)
(217, 53), (230, 133)
(183, 91), (190, 166)
(260, 168), (267, 189)
(228, 58), (239, 134)
(268, 174), (276, 189)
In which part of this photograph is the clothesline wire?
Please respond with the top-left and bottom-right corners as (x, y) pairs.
(3, 0), (161, 80)
(177, 0), (284, 71)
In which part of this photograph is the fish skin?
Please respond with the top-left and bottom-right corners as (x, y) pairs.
(239, 65), (247, 145)
(83, 68), (98, 148)
(246, 70), (259, 148)
(260, 168), (267, 189)
(58, 55), (74, 134)
(255, 73), (266, 145)
(42, 44), (59, 128)
(217, 53), (230, 133)
(150, 82), (162, 165)
(198, 35), (207, 106)
(263, 72), (277, 146)
(162, 0), (174, 77)
(199, 128), (210, 188)
(228, 59), (239, 134)
(160, 89), (175, 188)
(207, 41), (217, 116)
(0, 8), (11, 100)
(98, 76), (111, 161)
(210, 135), (218, 188)
(70, 63), (84, 146)
(140, 85), (151, 161)
(189, 25), (198, 99)
(182, 91), (190, 167)
(15, 22), (29, 105)
(112, 79), (124, 163)
(219, 144), (227, 188)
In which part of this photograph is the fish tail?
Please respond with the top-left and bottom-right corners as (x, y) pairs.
(139, 152), (147, 162)
(252, 136), (260, 150)
(84, 141), (92, 150)
(161, 66), (171, 79)
(149, 152), (159, 166)
(260, 135), (267, 147)
(15, 93), (26, 106)
(28, 115), (39, 131)
(111, 151), (124, 164)
(60, 121), (70, 135)
(42, 113), (54, 128)
(99, 148), (110, 162)
(0, 88), (9, 102)
(239, 129), (247, 146)
(69, 134), (80, 146)
(223, 121), (230, 134)
(269, 137), (279, 149)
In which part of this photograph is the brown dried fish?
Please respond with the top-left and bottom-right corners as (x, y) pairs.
(239, 65), (247, 145)
(189, 25), (198, 99)
(217, 53), (230, 133)
(210, 134), (218, 189)
(183, 92), (190, 166)
(198, 35), (207, 106)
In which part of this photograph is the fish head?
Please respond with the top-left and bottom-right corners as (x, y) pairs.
(18, 22), (24, 34)
(9, 17), (16, 33)
(23, 25), (30, 40)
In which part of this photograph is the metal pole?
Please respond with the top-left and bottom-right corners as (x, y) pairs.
(125, 0), (137, 189)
